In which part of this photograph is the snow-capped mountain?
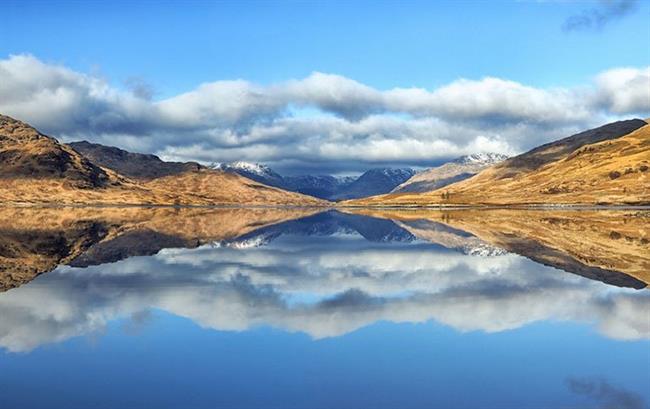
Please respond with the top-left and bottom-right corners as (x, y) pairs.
(215, 161), (275, 176)
(213, 161), (415, 201)
(454, 153), (509, 165)
(210, 155), (507, 200)
(212, 161), (285, 188)
(392, 153), (508, 194)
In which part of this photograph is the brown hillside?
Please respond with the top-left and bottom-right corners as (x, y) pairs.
(144, 169), (327, 206)
(391, 154), (507, 194)
(0, 115), (327, 206)
(69, 140), (204, 180)
(0, 114), (114, 188)
(350, 119), (650, 206)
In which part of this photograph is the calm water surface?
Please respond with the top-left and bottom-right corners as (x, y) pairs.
(0, 208), (648, 409)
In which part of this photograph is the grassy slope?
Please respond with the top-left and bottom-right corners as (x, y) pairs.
(0, 115), (327, 206)
(349, 120), (650, 206)
(144, 169), (326, 206)
(391, 160), (494, 194)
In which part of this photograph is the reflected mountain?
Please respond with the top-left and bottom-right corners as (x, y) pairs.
(0, 207), (416, 290)
(223, 210), (415, 248)
(347, 209), (650, 289)
(0, 207), (321, 291)
(391, 219), (508, 257)
(68, 229), (199, 268)
(1, 220), (649, 352)
(1, 207), (649, 352)
(2, 207), (649, 291)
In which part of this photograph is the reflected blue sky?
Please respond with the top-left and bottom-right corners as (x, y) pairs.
(1, 311), (648, 409)
(0, 211), (648, 408)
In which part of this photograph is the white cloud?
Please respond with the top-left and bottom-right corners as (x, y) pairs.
(282, 72), (384, 119)
(386, 78), (591, 123)
(157, 80), (285, 128)
(595, 67), (650, 114)
(0, 54), (647, 172)
(0, 54), (155, 136)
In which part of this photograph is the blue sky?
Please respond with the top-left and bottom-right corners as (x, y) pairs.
(3, 0), (649, 93)
(1, 0), (649, 173)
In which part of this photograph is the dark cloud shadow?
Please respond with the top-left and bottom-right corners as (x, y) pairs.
(562, 0), (638, 32)
(566, 377), (646, 409)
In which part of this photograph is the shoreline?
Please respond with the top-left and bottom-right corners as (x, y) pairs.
(0, 203), (649, 211)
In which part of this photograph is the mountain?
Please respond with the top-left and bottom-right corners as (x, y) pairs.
(142, 169), (327, 206)
(392, 153), (508, 193)
(283, 175), (355, 199)
(213, 161), (406, 200)
(212, 161), (285, 188)
(330, 168), (415, 200)
(0, 114), (115, 188)
(66, 145), (344, 202)
(0, 114), (327, 206)
(69, 140), (203, 180)
(349, 119), (649, 206)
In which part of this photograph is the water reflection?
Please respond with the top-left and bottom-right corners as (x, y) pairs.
(354, 208), (650, 288)
(0, 207), (648, 353)
(0, 207), (320, 291)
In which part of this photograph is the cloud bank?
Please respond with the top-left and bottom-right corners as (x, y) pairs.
(1, 54), (648, 173)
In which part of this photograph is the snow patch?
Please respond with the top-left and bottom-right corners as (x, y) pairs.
(455, 153), (509, 165)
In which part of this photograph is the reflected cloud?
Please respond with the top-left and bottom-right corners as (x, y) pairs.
(1, 207), (649, 352)
(1, 227), (649, 352)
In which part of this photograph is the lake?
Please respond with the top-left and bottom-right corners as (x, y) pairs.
(0, 207), (648, 409)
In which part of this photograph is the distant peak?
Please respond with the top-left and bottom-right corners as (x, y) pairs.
(231, 161), (271, 172)
(69, 140), (92, 146)
(212, 161), (278, 178)
(454, 153), (509, 165)
(365, 167), (415, 177)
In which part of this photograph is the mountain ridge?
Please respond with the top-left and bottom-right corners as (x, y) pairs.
(0, 115), (115, 188)
(2, 114), (648, 206)
(69, 140), (204, 180)
(330, 168), (415, 200)
(392, 153), (508, 194)
(0, 114), (327, 206)
(349, 119), (650, 206)
(213, 160), (413, 200)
